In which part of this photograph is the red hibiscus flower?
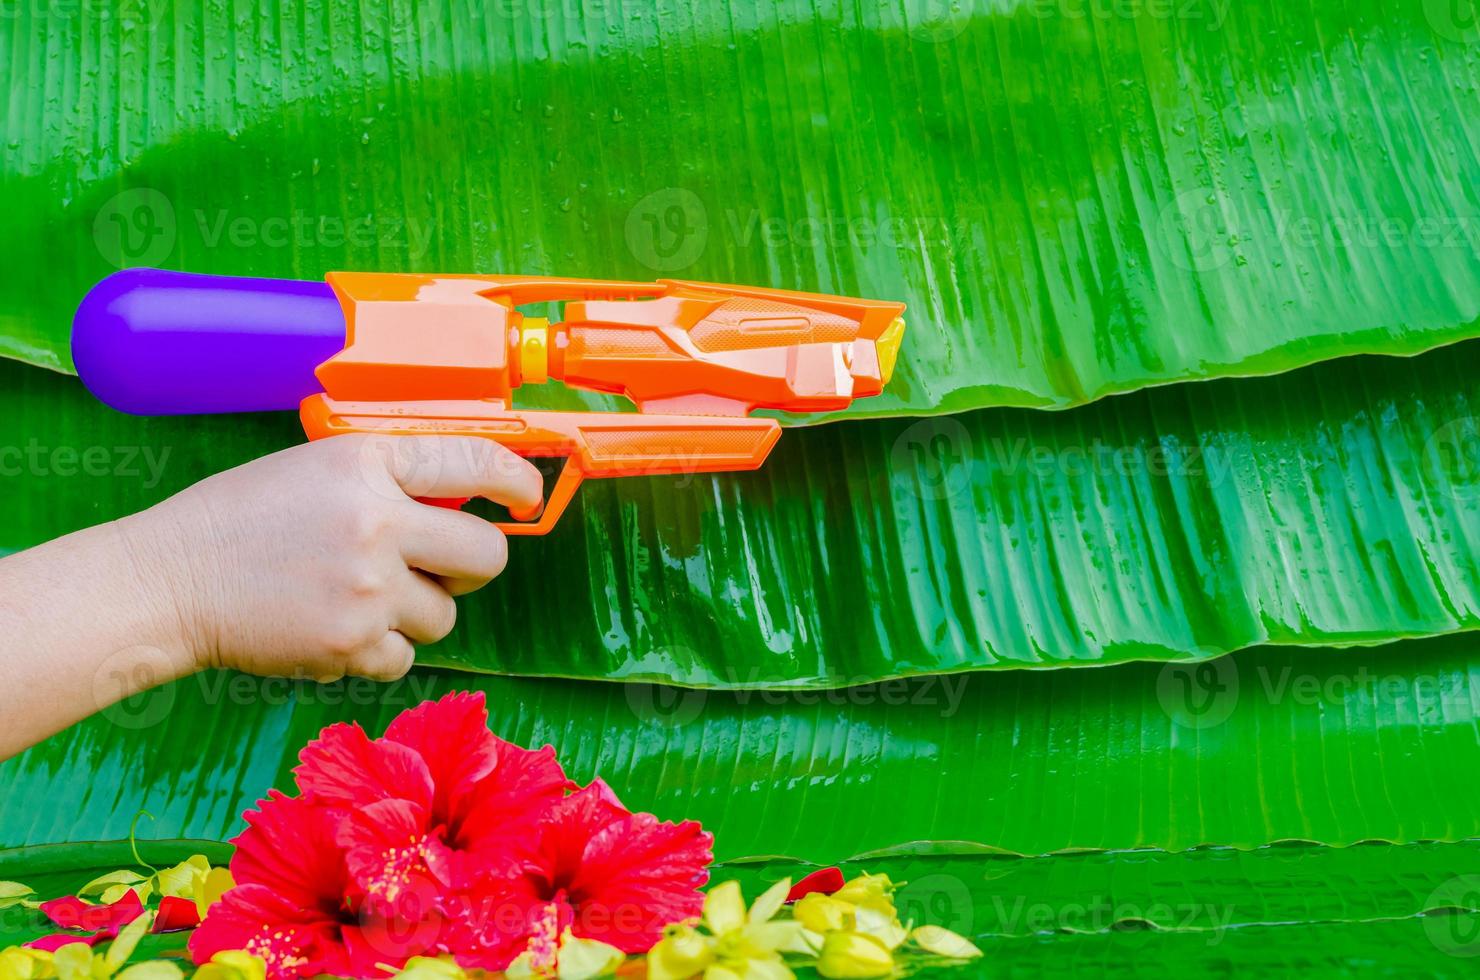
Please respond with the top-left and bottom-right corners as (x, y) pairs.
(191, 692), (713, 978)
(294, 692), (568, 898)
(189, 791), (438, 979)
(458, 780), (714, 969)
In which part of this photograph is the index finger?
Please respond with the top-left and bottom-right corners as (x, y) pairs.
(387, 435), (544, 511)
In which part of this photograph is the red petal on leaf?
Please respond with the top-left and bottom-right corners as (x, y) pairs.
(152, 896), (201, 933)
(25, 932), (106, 952)
(294, 722), (434, 813)
(37, 890), (142, 931)
(26, 889), (144, 949)
(786, 867), (846, 902)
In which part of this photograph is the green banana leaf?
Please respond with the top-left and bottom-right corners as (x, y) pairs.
(4, 336), (1480, 685)
(3, 1), (1479, 420)
(968, 918), (1480, 978)
(10, 844), (1478, 975)
(7, 844), (1479, 968)
(7, 637), (1480, 862)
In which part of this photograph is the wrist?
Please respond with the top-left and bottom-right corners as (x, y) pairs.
(107, 508), (211, 678)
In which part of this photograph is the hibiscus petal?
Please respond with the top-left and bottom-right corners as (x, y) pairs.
(25, 932), (102, 952)
(152, 895), (201, 933)
(189, 884), (338, 980)
(527, 782), (629, 896)
(442, 879), (561, 974)
(338, 798), (452, 914)
(38, 889), (142, 932)
(453, 741), (568, 859)
(230, 791), (352, 913)
(382, 692), (506, 823)
(568, 811), (713, 952)
(786, 867), (845, 903)
(295, 722), (434, 813)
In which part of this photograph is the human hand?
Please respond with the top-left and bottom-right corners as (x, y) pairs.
(122, 435), (543, 683)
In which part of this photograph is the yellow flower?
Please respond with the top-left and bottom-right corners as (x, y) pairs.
(677, 879), (809, 980)
(191, 951), (266, 980)
(384, 956), (466, 980)
(192, 868), (235, 921)
(51, 914), (166, 980)
(153, 857), (211, 902)
(647, 924), (714, 980)
(909, 926), (981, 960)
(0, 946), (55, 980)
(77, 871), (149, 908)
(795, 874), (903, 951)
(829, 875), (896, 917)
(0, 883), (38, 912)
(506, 929), (625, 980)
(793, 894), (852, 935)
(815, 933), (892, 980)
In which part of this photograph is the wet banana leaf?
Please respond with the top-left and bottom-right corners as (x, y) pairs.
(3, 2), (1479, 420)
(5, 637), (1480, 862)
(0, 840), (229, 949)
(730, 846), (1480, 939)
(968, 917), (1480, 978)
(3, 338), (1479, 685)
(6, 843), (1478, 962)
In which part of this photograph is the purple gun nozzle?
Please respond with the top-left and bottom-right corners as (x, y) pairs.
(72, 268), (347, 415)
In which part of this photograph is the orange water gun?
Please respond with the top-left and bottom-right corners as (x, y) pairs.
(73, 270), (906, 534)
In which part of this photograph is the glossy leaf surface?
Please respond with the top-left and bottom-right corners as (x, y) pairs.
(5, 638), (1480, 862)
(2, 3), (1479, 420)
(7, 842), (1477, 971)
(3, 339), (1480, 685)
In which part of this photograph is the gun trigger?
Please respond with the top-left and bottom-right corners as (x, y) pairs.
(418, 496), (472, 510)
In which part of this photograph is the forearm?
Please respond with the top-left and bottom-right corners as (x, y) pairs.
(0, 513), (197, 759)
